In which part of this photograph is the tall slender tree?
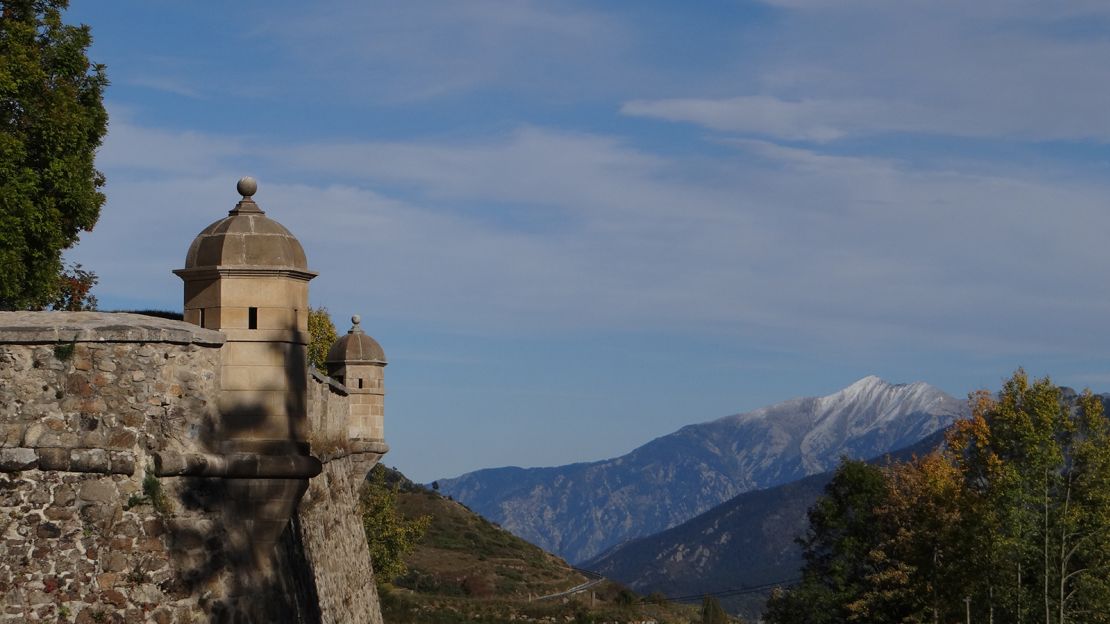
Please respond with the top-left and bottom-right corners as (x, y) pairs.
(700, 595), (730, 624)
(764, 460), (889, 624)
(946, 372), (1110, 623)
(307, 306), (338, 370)
(849, 453), (969, 623)
(360, 465), (431, 584)
(0, 0), (107, 309)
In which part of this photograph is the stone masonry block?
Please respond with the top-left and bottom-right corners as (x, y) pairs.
(222, 342), (285, 367)
(36, 447), (70, 471)
(109, 452), (135, 475)
(0, 448), (37, 471)
(70, 449), (110, 473)
(78, 479), (117, 503)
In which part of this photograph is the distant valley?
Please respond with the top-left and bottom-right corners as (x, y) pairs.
(437, 376), (966, 564)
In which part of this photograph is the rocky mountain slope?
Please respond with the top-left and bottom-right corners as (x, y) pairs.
(583, 429), (949, 619)
(437, 376), (966, 563)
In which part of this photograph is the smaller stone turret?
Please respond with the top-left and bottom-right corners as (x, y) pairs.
(326, 315), (387, 442)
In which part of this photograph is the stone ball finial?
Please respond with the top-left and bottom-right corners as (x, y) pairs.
(237, 176), (258, 198)
(349, 315), (364, 334)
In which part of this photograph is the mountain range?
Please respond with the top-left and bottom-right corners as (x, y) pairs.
(584, 388), (1110, 620)
(437, 376), (967, 564)
(583, 429), (949, 618)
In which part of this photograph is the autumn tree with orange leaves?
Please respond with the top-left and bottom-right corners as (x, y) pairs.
(767, 371), (1110, 624)
(946, 371), (1110, 624)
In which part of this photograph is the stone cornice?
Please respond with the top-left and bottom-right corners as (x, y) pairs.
(153, 451), (323, 479)
(172, 266), (318, 282)
(0, 311), (225, 346)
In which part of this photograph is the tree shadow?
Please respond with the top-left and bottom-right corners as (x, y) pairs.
(162, 325), (324, 622)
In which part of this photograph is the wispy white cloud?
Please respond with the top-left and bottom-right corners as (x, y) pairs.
(126, 75), (205, 99)
(623, 96), (907, 142)
(626, 2), (1110, 142)
(757, 0), (1110, 16)
(98, 113), (248, 176)
(76, 119), (1110, 361)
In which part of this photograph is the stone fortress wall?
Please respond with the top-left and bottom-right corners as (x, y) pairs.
(0, 179), (389, 623)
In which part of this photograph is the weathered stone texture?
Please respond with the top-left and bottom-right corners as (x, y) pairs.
(306, 371), (351, 456)
(296, 455), (382, 624)
(0, 329), (226, 622)
(1, 313), (386, 622)
(0, 339), (221, 461)
(0, 470), (182, 623)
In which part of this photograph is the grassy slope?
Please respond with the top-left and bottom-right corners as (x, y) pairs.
(380, 470), (710, 623)
(394, 484), (580, 599)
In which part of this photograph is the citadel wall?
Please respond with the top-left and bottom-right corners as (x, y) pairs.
(299, 369), (386, 624)
(0, 312), (385, 623)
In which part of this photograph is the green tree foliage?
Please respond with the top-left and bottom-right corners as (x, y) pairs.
(0, 0), (108, 310)
(700, 595), (730, 624)
(307, 306), (337, 371)
(946, 371), (1110, 623)
(764, 460), (889, 624)
(361, 464), (431, 584)
(767, 370), (1110, 624)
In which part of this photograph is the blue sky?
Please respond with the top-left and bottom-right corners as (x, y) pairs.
(66, 0), (1110, 482)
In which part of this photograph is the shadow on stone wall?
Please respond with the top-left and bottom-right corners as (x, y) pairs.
(164, 332), (324, 623)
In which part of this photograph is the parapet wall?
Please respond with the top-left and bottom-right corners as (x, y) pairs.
(296, 369), (388, 624)
(307, 369), (352, 454)
(0, 312), (385, 623)
(0, 313), (223, 474)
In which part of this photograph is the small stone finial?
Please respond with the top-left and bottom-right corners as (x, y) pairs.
(237, 176), (258, 198)
(352, 314), (361, 326)
(350, 315), (364, 334)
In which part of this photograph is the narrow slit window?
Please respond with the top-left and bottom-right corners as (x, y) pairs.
(358, 378), (364, 389)
(199, 308), (206, 328)
(248, 307), (258, 329)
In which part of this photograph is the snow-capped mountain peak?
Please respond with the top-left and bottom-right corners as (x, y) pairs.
(438, 376), (966, 564)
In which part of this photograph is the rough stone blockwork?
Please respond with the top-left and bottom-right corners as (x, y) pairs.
(0, 470), (183, 623)
(0, 313), (387, 623)
(295, 455), (382, 624)
(0, 314), (230, 622)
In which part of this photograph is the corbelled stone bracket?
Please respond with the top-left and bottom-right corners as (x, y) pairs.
(153, 451), (322, 479)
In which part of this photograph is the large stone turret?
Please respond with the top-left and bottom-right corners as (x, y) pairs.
(170, 178), (321, 608)
(174, 177), (317, 450)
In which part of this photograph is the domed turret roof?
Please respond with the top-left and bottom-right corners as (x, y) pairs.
(327, 315), (387, 365)
(182, 177), (309, 271)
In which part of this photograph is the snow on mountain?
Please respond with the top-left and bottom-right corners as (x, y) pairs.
(436, 377), (967, 564)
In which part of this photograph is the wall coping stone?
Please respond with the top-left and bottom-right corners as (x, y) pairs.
(309, 367), (349, 395)
(0, 311), (225, 345)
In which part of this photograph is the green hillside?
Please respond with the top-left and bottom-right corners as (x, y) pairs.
(375, 467), (713, 623)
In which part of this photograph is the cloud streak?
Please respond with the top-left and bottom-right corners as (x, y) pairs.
(626, 2), (1110, 142)
(77, 119), (1110, 361)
